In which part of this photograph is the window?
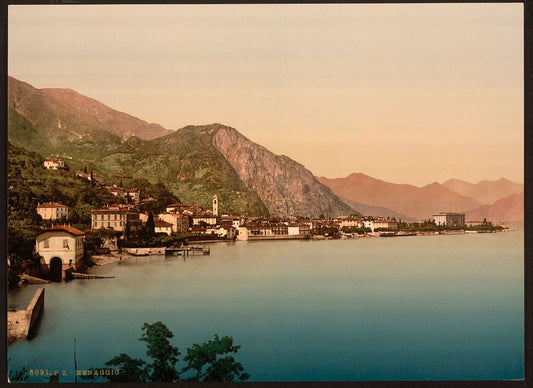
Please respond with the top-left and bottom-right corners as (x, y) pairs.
(43, 239), (49, 248)
(63, 239), (69, 248)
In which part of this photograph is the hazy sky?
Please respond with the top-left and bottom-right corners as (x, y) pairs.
(8, 4), (523, 186)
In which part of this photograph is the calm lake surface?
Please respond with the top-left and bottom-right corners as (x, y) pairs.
(8, 225), (524, 382)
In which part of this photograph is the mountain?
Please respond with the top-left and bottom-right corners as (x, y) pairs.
(442, 178), (523, 205)
(339, 198), (417, 223)
(8, 77), (355, 218)
(8, 76), (171, 148)
(211, 125), (353, 217)
(318, 173), (482, 221)
(465, 192), (524, 223)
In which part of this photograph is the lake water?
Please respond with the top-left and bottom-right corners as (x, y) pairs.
(8, 226), (524, 382)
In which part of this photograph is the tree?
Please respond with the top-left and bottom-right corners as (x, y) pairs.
(145, 212), (156, 235)
(182, 334), (250, 381)
(8, 366), (29, 383)
(140, 322), (181, 382)
(92, 322), (248, 383)
(104, 354), (147, 382)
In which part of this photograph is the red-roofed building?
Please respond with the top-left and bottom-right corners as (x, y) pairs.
(35, 225), (85, 281)
(36, 202), (69, 220)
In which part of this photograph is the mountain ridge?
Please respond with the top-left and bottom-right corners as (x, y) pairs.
(441, 177), (523, 205)
(318, 172), (482, 221)
(465, 192), (523, 222)
(8, 77), (357, 218)
(8, 76), (173, 142)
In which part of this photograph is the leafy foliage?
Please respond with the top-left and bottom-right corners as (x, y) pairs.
(140, 322), (181, 382)
(94, 322), (249, 383)
(182, 334), (250, 381)
(8, 366), (29, 383)
(104, 354), (147, 382)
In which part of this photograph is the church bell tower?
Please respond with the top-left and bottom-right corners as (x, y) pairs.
(212, 194), (219, 217)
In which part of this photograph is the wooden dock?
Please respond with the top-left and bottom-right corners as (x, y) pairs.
(165, 246), (210, 256)
(71, 272), (115, 279)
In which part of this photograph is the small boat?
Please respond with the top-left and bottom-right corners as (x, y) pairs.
(396, 231), (417, 237)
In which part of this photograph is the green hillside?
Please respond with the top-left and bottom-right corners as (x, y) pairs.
(7, 76), (357, 218)
(99, 127), (270, 216)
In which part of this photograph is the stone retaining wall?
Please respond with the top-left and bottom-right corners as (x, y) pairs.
(8, 288), (45, 343)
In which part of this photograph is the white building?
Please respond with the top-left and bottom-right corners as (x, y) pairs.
(339, 218), (363, 229)
(43, 159), (64, 169)
(433, 212), (466, 226)
(36, 202), (69, 220)
(371, 219), (398, 231)
(35, 225), (85, 279)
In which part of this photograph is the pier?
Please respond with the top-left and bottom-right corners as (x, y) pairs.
(165, 246), (210, 256)
(71, 272), (115, 279)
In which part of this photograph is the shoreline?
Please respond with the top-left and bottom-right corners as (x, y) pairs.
(89, 228), (514, 266)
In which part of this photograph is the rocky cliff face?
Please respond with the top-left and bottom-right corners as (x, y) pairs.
(211, 125), (353, 217)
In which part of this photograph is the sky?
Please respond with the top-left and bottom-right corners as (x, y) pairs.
(8, 4), (523, 186)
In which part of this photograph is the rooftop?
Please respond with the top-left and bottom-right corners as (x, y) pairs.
(37, 202), (68, 208)
(37, 225), (85, 236)
(92, 206), (140, 213)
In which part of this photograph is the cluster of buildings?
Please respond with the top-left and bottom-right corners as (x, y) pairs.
(33, 163), (479, 281)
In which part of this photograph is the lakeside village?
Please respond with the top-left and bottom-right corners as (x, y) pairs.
(11, 158), (508, 286)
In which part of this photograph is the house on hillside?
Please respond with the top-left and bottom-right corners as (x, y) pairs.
(43, 159), (64, 169)
(76, 171), (104, 184)
(36, 202), (69, 220)
(35, 225), (85, 281)
(110, 188), (140, 203)
(91, 206), (141, 232)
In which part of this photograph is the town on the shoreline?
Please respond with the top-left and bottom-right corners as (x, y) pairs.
(9, 158), (508, 286)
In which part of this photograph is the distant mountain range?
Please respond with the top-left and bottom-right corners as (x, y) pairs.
(318, 173), (482, 221)
(441, 178), (523, 205)
(8, 76), (523, 222)
(465, 192), (524, 223)
(7, 76), (352, 218)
